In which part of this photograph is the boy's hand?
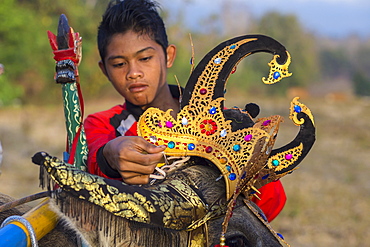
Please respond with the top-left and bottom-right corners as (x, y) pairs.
(103, 136), (166, 185)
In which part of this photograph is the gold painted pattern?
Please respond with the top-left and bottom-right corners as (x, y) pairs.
(40, 154), (208, 229)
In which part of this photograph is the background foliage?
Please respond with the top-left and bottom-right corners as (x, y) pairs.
(1, 0), (370, 106)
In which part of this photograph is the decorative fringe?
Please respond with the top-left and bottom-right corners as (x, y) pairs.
(39, 165), (54, 192)
(55, 194), (188, 246)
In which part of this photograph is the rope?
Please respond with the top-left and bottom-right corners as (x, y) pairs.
(0, 191), (51, 213)
(0, 215), (38, 246)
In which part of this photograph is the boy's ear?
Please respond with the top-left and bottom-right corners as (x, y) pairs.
(98, 60), (109, 78)
(166, 44), (176, 68)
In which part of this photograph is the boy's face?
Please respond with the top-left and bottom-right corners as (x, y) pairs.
(99, 30), (176, 108)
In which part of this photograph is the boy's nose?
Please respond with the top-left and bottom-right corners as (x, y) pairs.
(127, 64), (143, 79)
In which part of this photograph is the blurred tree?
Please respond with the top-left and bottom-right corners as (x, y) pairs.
(353, 70), (370, 96)
(319, 48), (351, 78)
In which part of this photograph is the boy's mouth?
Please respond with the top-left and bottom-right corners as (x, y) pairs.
(129, 83), (148, 93)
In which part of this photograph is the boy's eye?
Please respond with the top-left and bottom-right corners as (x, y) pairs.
(113, 62), (125, 68)
(140, 56), (152, 62)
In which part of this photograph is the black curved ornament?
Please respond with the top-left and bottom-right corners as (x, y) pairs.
(181, 34), (290, 108)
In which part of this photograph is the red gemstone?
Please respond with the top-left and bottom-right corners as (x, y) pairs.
(205, 146), (213, 153)
(200, 88), (207, 95)
(231, 66), (237, 74)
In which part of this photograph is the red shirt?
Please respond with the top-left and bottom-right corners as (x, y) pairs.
(84, 87), (286, 222)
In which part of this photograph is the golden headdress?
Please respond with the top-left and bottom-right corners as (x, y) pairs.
(138, 35), (315, 201)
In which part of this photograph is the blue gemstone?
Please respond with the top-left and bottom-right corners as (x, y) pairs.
(277, 233), (284, 240)
(259, 212), (268, 222)
(273, 71), (281, 79)
(294, 105), (302, 113)
(241, 171), (246, 179)
(226, 165), (231, 172)
(233, 144), (241, 152)
(187, 143), (195, 151)
(168, 141), (175, 149)
(230, 45), (236, 49)
(229, 173), (236, 180)
(209, 107), (217, 115)
(262, 174), (270, 180)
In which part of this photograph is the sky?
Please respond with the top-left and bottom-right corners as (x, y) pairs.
(160, 0), (370, 38)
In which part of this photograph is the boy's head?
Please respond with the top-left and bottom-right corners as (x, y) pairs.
(98, 0), (169, 62)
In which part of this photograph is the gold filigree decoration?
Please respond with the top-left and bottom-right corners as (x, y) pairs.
(267, 143), (303, 172)
(262, 51), (292, 84)
(138, 99), (283, 200)
(190, 233), (206, 247)
(290, 97), (315, 126)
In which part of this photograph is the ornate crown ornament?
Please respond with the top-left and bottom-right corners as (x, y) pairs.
(138, 35), (315, 202)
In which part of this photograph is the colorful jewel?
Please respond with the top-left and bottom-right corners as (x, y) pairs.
(181, 117), (188, 125)
(230, 44), (236, 49)
(229, 173), (237, 180)
(231, 66), (237, 74)
(272, 159), (280, 166)
(273, 71), (281, 79)
(244, 134), (253, 142)
(200, 88), (207, 95)
(285, 153), (293, 160)
(277, 233), (284, 240)
(259, 212), (268, 222)
(262, 174), (270, 180)
(294, 105), (302, 113)
(214, 57), (222, 64)
(187, 143), (195, 151)
(263, 120), (271, 126)
(200, 119), (217, 136)
(149, 136), (157, 143)
(205, 146), (213, 153)
(241, 171), (246, 179)
(165, 121), (173, 128)
(209, 107), (217, 114)
(168, 141), (175, 149)
(220, 129), (227, 137)
(220, 157), (228, 164)
(233, 144), (241, 152)
(226, 165), (231, 172)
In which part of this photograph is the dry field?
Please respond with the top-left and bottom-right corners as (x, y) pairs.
(0, 94), (369, 247)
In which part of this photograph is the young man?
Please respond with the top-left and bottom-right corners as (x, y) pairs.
(84, 0), (286, 221)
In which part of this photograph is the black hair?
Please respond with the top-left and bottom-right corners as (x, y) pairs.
(98, 0), (168, 61)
